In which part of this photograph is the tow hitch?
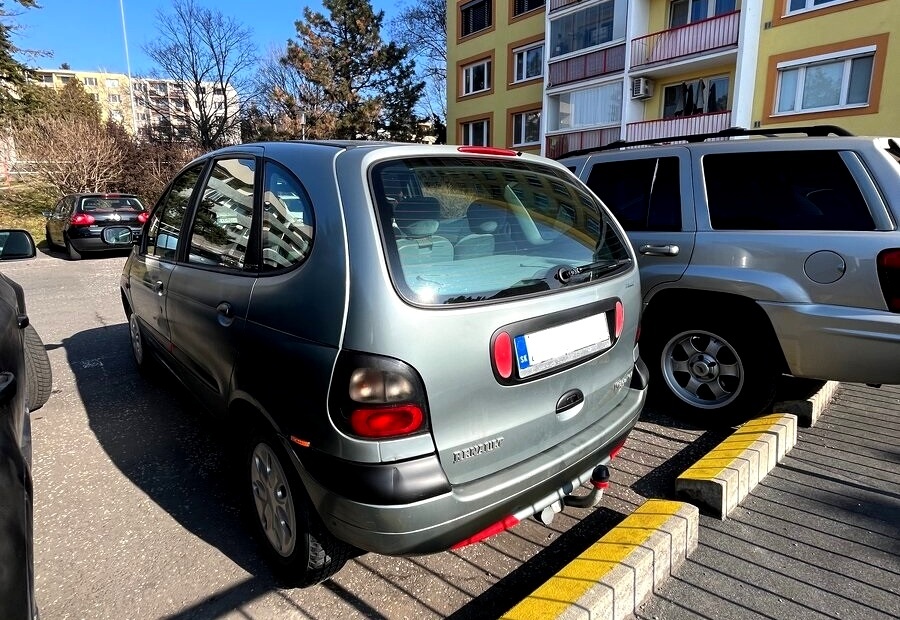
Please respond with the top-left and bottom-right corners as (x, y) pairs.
(537, 464), (611, 524)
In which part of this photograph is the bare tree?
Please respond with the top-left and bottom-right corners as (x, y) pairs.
(142, 0), (257, 149)
(13, 115), (125, 194)
(390, 0), (446, 119)
(245, 47), (332, 140)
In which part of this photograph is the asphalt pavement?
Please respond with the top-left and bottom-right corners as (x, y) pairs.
(635, 382), (900, 620)
(4, 249), (898, 619)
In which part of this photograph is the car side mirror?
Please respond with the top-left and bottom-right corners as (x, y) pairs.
(0, 229), (37, 260)
(102, 226), (139, 246)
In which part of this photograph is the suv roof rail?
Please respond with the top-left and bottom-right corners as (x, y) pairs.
(555, 125), (854, 160)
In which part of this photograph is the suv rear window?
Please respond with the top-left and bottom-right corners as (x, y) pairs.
(372, 157), (631, 305)
(704, 151), (875, 231)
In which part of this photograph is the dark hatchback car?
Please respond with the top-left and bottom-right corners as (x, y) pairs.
(0, 229), (52, 620)
(113, 141), (647, 586)
(44, 193), (147, 260)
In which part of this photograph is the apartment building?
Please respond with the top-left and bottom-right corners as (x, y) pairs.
(31, 69), (136, 129)
(29, 69), (241, 144)
(447, 0), (898, 156)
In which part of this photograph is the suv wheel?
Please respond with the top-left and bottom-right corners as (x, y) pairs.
(645, 314), (777, 426)
(247, 433), (351, 587)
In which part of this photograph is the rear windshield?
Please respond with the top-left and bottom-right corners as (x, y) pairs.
(79, 196), (145, 212)
(371, 157), (631, 306)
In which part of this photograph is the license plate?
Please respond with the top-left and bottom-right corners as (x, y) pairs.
(514, 314), (611, 378)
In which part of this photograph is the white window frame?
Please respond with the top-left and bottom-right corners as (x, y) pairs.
(83, 77), (97, 86)
(513, 44), (543, 83)
(462, 59), (492, 96)
(669, 0), (736, 27)
(461, 119), (490, 146)
(41, 74), (54, 83)
(774, 46), (875, 115)
(106, 78), (119, 88)
(512, 110), (541, 147)
(784, 0), (856, 16)
(547, 81), (623, 132)
(108, 94), (121, 104)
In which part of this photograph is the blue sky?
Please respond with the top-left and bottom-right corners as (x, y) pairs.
(13, 0), (397, 76)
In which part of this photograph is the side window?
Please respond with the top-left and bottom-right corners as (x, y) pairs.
(187, 158), (255, 269)
(704, 151), (875, 231)
(586, 157), (682, 231)
(146, 163), (204, 260)
(261, 161), (314, 270)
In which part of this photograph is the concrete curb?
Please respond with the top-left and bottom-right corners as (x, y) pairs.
(501, 500), (698, 620)
(773, 380), (840, 427)
(675, 413), (797, 519)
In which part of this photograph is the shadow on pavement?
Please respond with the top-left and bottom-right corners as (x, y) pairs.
(62, 324), (280, 609)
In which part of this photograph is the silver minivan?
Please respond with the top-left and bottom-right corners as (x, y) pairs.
(115, 142), (647, 585)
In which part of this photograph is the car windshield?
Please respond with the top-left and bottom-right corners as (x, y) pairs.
(371, 156), (631, 306)
(80, 197), (145, 212)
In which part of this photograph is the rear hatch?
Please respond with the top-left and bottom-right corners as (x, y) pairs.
(79, 195), (147, 226)
(359, 152), (642, 486)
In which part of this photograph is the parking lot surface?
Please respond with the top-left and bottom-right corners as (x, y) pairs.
(3, 249), (897, 619)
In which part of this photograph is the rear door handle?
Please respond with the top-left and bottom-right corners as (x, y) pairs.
(639, 244), (680, 257)
(152, 280), (164, 295)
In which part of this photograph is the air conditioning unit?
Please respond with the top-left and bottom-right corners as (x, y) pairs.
(630, 77), (654, 100)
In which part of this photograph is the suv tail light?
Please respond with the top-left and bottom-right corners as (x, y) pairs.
(137, 212), (149, 224)
(329, 352), (430, 440)
(70, 213), (95, 226)
(877, 249), (900, 312)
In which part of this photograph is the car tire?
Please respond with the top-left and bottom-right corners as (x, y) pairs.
(246, 431), (352, 587)
(45, 226), (56, 250)
(65, 236), (81, 261)
(128, 311), (155, 374)
(23, 324), (52, 411)
(643, 311), (778, 427)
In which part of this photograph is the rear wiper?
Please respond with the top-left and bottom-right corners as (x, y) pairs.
(556, 258), (632, 283)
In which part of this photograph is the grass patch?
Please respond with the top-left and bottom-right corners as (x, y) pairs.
(0, 183), (56, 242)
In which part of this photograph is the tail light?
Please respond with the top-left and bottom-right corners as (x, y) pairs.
(70, 213), (95, 226)
(138, 212), (149, 224)
(877, 249), (900, 312)
(614, 300), (624, 339)
(329, 352), (430, 440)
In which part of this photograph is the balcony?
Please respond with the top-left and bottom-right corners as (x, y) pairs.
(545, 126), (622, 159)
(631, 11), (740, 69)
(548, 44), (626, 88)
(626, 110), (732, 142)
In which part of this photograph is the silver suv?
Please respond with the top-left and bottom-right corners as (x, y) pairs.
(112, 142), (647, 586)
(560, 127), (900, 426)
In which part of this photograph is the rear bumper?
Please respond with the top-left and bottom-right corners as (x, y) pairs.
(761, 301), (900, 383)
(293, 379), (646, 556)
(67, 226), (141, 252)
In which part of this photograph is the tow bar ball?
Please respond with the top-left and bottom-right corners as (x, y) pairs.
(538, 464), (612, 525)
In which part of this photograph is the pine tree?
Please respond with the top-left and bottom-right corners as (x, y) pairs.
(284, 0), (424, 140)
(0, 0), (37, 119)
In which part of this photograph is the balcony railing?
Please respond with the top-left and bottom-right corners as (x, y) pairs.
(631, 11), (740, 69)
(545, 126), (622, 159)
(548, 44), (626, 87)
(626, 110), (732, 142)
(548, 0), (581, 12)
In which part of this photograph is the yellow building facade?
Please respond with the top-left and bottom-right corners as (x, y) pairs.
(448, 0), (547, 153)
(31, 69), (136, 132)
(754, 0), (898, 134)
(447, 0), (898, 156)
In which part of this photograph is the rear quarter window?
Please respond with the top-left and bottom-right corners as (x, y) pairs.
(703, 150), (875, 231)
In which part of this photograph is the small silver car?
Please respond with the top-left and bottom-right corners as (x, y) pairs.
(114, 142), (647, 585)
